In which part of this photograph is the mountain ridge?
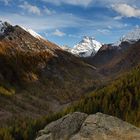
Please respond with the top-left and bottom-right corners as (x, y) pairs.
(62, 27), (140, 58)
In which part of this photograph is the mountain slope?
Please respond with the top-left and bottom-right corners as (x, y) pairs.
(0, 22), (100, 122)
(84, 44), (119, 67)
(99, 40), (140, 76)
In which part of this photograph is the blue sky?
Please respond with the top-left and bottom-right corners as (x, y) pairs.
(0, 0), (140, 47)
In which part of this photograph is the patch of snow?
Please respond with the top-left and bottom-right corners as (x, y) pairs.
(21, 26), (44, 40)
(61, 45), (71, 52)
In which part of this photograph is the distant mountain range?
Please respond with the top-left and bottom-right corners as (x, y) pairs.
(62, 28), (140, 57)
(113, 28), (140, 46)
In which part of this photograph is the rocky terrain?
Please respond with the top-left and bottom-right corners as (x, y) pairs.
(36, 112), (140, 140)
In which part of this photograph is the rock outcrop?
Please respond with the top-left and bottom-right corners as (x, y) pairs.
(36, 112), (88, 140)
(36, 112), (140, 140)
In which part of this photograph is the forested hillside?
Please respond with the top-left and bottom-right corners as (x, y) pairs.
(66, 65), (140, 126)
(0, 64), (140, 140)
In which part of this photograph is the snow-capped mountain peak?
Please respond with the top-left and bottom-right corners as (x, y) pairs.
(71, 36), (102, 57)
(113, 28), (140, 46)
(121, 28), (140, 42)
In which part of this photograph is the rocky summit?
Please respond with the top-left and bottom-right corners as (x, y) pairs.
(36, 112), (140, 140)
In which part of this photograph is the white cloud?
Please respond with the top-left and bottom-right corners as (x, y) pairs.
(112, 4), (140, 18)
(135, 25), (139, 28)
(68, 34), (80, 38)
(0, 13), (80, 31)
(107, 25), (112, 29)
(19, 1), (41, 15)
(113, 16), (122, 20)
(97, 29), (110, 35)
(41, 0), (139, 7)
(95, 0), (139, 6)
(52, 29), (66, 37)
(0, 11), (129, 38)
(44, 7), (55, 15)
(42, 0), (92, 7)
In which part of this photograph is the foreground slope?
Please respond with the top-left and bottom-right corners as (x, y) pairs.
(36, 112), (140, 140)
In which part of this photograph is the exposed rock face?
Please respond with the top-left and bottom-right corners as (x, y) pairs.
(36, 112), (140, 140)
(36, 112), (88, 140)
